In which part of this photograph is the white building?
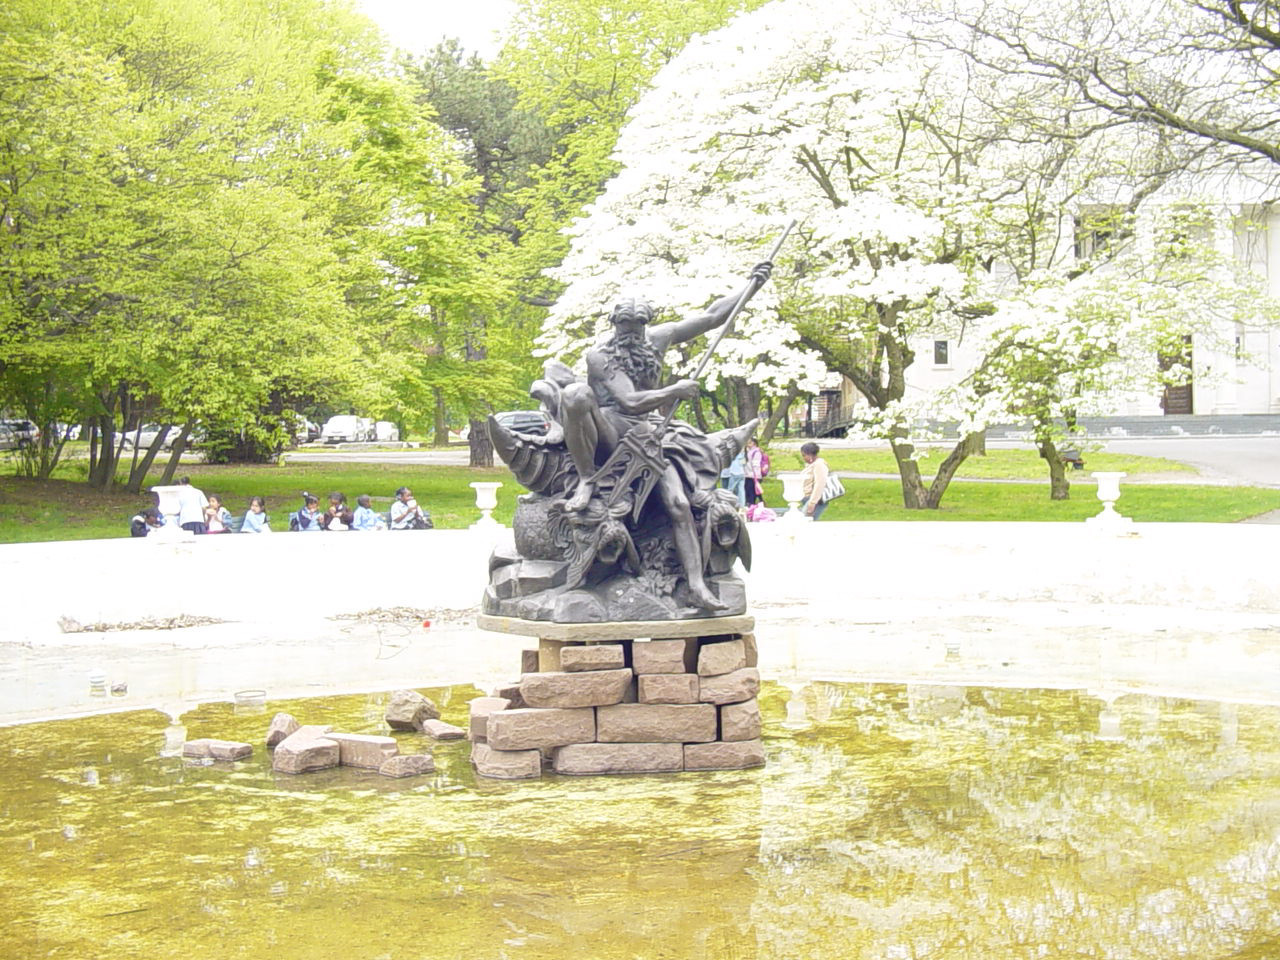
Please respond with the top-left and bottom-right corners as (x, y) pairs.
(813, 183), (1280, 433)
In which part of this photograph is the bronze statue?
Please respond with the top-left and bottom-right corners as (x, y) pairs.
(485, 232), (790, 623)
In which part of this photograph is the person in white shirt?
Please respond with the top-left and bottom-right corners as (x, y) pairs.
(176, 476), (209, 534)
(389, 486), (431, 530)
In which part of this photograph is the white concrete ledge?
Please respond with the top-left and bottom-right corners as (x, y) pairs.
(1, 521), (1276, 642)
(1, 521), (1276, 725)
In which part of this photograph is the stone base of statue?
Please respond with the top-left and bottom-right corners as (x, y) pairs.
(481, 487), (750, 622)
(469, 615), (764, 779)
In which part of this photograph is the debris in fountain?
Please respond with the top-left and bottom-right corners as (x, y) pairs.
(331, 606), (477, 626)
(58, 613), (226, 633)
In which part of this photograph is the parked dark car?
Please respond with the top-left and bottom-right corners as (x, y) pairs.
(493, 410), (551, 436)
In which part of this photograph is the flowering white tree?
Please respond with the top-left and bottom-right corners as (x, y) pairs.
(959, 203), (1280, 497)
(542, 0), (1009, 507)
(543, 0), (1280, 508)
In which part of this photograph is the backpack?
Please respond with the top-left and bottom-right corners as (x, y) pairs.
(759, 450), (771, 478)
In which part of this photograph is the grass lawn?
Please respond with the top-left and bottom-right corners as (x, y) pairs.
(1, 451), (1276, 543)
(773, 446), (1197, 478)
(0, 460), (512, 543)
(777, 477), (1280, 523)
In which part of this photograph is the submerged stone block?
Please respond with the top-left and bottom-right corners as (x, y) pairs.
(468, 697), (511, 741)
(632, 638), (696, 675)
(683, 739), (765, 771)
(559, 643), (626, 672)
(328, 732), (399, 769)
(698, 668), (760, 706)
(596, 703), (716, 743)
(272, 726), (339, 774)
(720, 699), (762, 742)
(385, 689), (441, 732)
(183, 738), (252, 761)
(379, 754), (436, 778)
(420, 719), (466, 741)
(471, 742), (542, 780)
(637, 673), (699, 705)
(697, 638), (747, 677)
(553, 742), (684, 776)
(520, 668), (632, 708)
(265, 713), (299, 748)
(486, 707), (596, 751)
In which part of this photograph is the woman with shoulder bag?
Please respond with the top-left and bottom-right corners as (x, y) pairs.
(800, 442), (842, 520)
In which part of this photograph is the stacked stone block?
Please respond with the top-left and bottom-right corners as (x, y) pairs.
(469, 632), (764, 780)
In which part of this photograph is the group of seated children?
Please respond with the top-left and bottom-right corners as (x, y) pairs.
(130, 494), (272, 537)
(133, 488), (434, 537)
(288, 488), (432, 531)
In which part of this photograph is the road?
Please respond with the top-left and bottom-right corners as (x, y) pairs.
(1099, 437), (1280, 488)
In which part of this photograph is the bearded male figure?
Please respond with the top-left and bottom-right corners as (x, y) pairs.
(554, 261), (773, 611)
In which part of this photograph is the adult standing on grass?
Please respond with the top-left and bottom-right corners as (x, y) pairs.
(389, 486), (432, 530)
(176, 476), (208, 535)
(800, 442), (831, 520)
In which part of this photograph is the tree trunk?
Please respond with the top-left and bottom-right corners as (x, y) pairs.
(733, 377), (761, 425)
(88, 423), (99, 480)
(36, 428), (70, 480)
(1037, 436), (1070, 500)
(433, 388), (449, 446)
(468, 417), (493, 467)
(691, 391), (710, 433)
(890, 432), (931, 508)
(127, 422), (175, 494)
(125, 418), (145, 484)
(159, 422), (195, 487)
(971, 429), (987, 456)
(89, 413), (119, 490)
(465, 317), (491, 467)
(924, 433), (978, 508)
(759, 386), (799, 444)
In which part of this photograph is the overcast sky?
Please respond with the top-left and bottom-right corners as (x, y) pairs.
(355, 0), (516, 59)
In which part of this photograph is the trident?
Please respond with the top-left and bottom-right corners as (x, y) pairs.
(587, 220), (797, 522)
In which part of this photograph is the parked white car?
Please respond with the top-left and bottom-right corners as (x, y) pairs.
(321, 415), (373, 443)
(121, 424), (175, 450)
(374, 421), (400, 442)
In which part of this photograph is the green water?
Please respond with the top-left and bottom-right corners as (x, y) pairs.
(3, 682), (1279, 959)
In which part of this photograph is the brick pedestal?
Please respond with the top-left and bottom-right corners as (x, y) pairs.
(472, 616), (765, 780)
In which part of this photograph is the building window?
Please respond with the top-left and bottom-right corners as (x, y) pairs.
(1073, 206), (1120, 261)
(933, 340), (950, 366)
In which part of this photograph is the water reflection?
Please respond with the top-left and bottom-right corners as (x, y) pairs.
(1, 683), (1278, 959)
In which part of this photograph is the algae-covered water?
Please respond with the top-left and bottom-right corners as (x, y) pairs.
(4, 681), (1279, 959)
